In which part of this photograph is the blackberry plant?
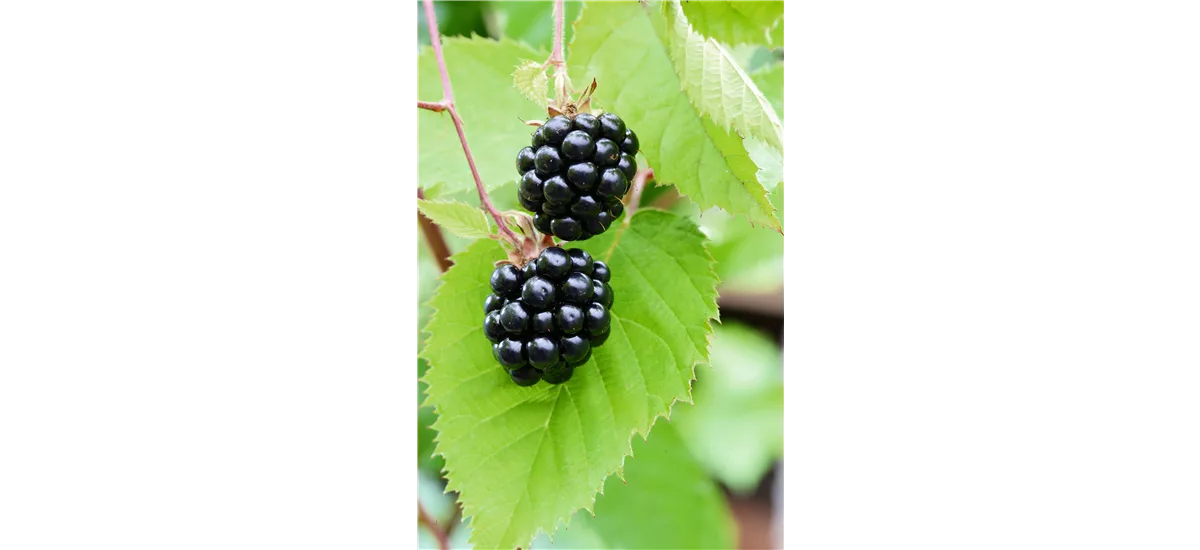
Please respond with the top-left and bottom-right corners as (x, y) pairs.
(484, 247), (614, 385)
(417, 0), (784, 548)
(515, 112), (639, 241)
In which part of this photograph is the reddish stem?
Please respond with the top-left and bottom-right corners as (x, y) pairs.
(419, 0), (521, 246)
(422, 0), (454, 105)
(547, 0), (567, 105)
(417, 188), (453, 273)
(417, 100), (447, 112)
(418, 501), (450, 550)
(624, 169), (654, 221)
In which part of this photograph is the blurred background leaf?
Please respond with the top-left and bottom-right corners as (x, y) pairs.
(674, 322), (784, 494)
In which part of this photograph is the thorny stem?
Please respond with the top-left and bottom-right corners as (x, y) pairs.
(418, 501), (450, 550)
(417, 188), (452, 273)
(547, 0), (567, 107)
(419, 0), (521, 246)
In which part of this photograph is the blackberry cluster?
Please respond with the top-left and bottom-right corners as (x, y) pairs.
(515, 112), (639, 241)
(483, 246), (614, 386)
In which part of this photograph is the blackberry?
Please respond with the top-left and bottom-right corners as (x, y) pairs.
(515, 113), (639, 241)
(482, 247), (615, 386)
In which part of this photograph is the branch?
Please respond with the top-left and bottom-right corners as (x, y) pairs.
(417, 100), (447, 112)
(419, 0), (521, 246)
(418, 501), (450, 550)
(417, 188), (452, 273)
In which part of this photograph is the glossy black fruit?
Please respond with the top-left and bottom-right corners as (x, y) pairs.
(567, 248), (593, 275)
(561, 130), (596, 161)
(573, 113), (601, 138)
(484, 311), (505, 343)
(493, 338), (525, 368)
(509, 365), (542, 386)
(515, 112), (638, 240)
(490, 264), (522, 297)
(541, 362), (574, 384)
(482, 248), (615, 385)
(526, 337), (559, 369)
(591, 261), (611, 283)
(543, 176), (573, 205)
(550, 217), (582, 241)
(521, 276), (557, 310)
(559, 335), (590, 364)
(566, 162), (598, 191)
(500, 302), (531, 334)
(535, 246), (571, 280)
(593, 138), (621, 167)
(516, 146), (536, 174)
(598, 112), (626, 141)
(542, 115), (573, 145)
(621, 129), (639, 155)
(560, 272), (594, 304)
(534, 146), (563, 175)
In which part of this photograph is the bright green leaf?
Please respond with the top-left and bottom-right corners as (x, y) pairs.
(679, 0), (784, 47)
(417, 199), (494, 240)
(419, 37), (546, 196)
(511, 60), (549, 108)
(421, 210), (718, 549)
(569, 1), (780, 231)
(675, 322), (783, 493)
(531, 422), (737, 549)
(665, 1), (784, 151)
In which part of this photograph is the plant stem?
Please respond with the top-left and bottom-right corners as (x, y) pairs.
(417, 188), (452, 273)
(418, 501), (450, 550)
(624, 169), (654, 222)
(419, 0), (521, 246)
(417, 100), (446, 112)
(547, 0), (567, 106)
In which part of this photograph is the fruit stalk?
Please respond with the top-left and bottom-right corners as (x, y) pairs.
(418, 0), (522, 246)
(417, 188), (452, 273)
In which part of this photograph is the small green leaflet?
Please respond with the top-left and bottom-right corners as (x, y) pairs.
(679, 0), (784, 48)
(531, 422), (736, 549)
(675, 322), (784, 493)
(420, 210), (718, 550)
(569, 1), (781, 231)
(665, 1), (784, 152)
(512, 60), (549, 108)
(416, 199), (493, 240)
(418, 37), (546, 197)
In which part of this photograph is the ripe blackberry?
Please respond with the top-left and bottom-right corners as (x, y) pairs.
(515, 113), (639, 241)
(482, 247), (615, 386)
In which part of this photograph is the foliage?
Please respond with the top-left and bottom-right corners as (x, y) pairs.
(417, 2), (785, 548)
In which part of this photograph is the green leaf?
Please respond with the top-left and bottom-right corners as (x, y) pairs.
(536, 423), (737, 549)
(484, 1), (583, 52)
(419, 37), (546, 197)
(679, 0), (784, 47)
(569, 1), (781, 231)
(417, 199), (494, 240)
(511, 60), (549, 108)
(665, 1), (784, 151)
(675, 322), (783, 493)
(421, 210), (718, 549)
